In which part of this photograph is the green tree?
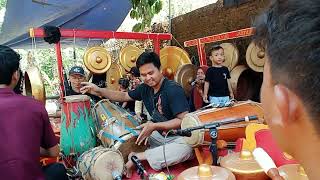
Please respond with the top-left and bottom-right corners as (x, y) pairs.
(0, 0), (6, 10)
(130, 0), (163, 32)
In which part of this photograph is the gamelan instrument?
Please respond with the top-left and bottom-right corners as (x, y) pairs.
(220, 43), (239, 71)
(77, 146), (124, 180)
(24, 66), (46, 104)
(160, 46), (191, 80)
(181, 101), (264, 147)
(246, 41), (266, 72)
(106, 63), (123, 91)
(278, 164), (309, 180)
(220, 150), (269, 180)
(83, 46), (112, 74)
(174, 64), (197, 97)
(93, 99), (146, 162)
(60, 95), (97, 157)
(119, 45), (143, 72)
(177, 164), (236, 180)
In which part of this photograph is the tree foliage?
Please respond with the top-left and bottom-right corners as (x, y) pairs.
(130, 0), (163, 32)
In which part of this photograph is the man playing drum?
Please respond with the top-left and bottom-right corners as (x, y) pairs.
(81, 51), (193, 178)
(0, 45), (68, 180)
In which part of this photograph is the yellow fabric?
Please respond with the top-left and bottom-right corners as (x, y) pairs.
(242, 123), (269, 151)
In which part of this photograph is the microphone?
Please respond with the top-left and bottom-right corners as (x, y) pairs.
(190, 79), (197, 86)
(131, 155), (148, 176)
(112, 171), (122, 180)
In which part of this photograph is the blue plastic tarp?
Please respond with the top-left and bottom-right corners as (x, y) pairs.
(0, 0), (131, 48)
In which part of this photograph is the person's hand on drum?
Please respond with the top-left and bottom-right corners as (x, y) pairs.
(136, 121), (155, 146)
(203, 94), (209, 103)
(80, 82), (100, 96)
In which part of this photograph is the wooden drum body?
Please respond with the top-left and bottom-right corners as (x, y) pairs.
(181, 101), (264, 147)
(60, 95), (97, 156)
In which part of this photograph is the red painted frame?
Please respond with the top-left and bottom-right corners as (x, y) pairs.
(29, 28), (172, 97)
(184, 27), (255, 66)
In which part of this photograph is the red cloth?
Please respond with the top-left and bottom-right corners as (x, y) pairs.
(255, 129), (298, 167)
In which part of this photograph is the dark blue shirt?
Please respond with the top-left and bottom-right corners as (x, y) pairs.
(128, 78), (189, 122)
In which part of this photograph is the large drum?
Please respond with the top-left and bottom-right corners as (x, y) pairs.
(181, 101), (264, 147)
(93, 99), (146, 162)
(60, 95), (97, 156)
(77, 146), (124, 180)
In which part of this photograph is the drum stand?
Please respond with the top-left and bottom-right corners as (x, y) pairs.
(208, 125), (219, 166)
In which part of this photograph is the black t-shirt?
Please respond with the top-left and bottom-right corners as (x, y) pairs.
(205, 66), (231, 97)
(128, 78), (189, 122)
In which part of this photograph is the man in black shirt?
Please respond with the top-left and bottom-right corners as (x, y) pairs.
(81, 52), (193, 177)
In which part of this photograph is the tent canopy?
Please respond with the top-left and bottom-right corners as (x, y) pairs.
(0, 0), (131, 49)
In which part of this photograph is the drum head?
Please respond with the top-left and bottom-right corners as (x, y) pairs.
(93, 149), (124, 179)
(181, 113), (204, 147)
(112, 133), (147, 163)
(64, 95), (90, 102)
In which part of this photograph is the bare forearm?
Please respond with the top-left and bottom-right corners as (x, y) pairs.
(204, 82), (209, 96)
(99, 88), (132, 101)
(153, 118), (182, 131)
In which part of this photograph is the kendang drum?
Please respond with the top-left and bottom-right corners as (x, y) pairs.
(77, 146), (124, 180)
(181, 100), (264, 147)
(93, 99), (146, 162)
(60, 95), (97, 156)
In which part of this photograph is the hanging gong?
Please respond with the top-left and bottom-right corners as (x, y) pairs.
(83, 46), (112, 74)
(23, 66), (46, 104)
(160, 46), (191, 80)
(174, 64), (197, 97)
(220, 43), (239, 71)
(106, 63), (123, 91)
(119, 45), (143, 72)
(246, 41), (266, 72)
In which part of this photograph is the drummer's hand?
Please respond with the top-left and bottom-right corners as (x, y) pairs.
(203, 95), (209, 103)
(136, 121), (155, 146)
(80, 82), (100, 96)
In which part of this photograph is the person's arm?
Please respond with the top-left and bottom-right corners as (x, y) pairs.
(135, 101), (143, 119)
(40, 145), (59, 157)
(203, 81), (209, 103)
(40, 105), (60, 157)
(122, 101), (128, 108)
(227, 79), (234, 99)
(80, 82), (133, 102)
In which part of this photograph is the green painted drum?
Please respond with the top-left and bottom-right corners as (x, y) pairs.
(60, 95), (96, 156)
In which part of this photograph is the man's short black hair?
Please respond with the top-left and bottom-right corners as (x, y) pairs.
(118, 78), (130, 89)
(253, 0), (320, 124)
(130, 67), (140, 77)
(136, 52), (161, 70)
(0, 45), (21, 85)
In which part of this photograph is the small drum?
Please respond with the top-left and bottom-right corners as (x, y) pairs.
(60, 95), (97, 156)
(77, 146), (124, 180)
(93, 99), (146, 162)
(181, 100), (264, 147)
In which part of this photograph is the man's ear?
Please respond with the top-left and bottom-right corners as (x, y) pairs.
(274, 84), (300, 125)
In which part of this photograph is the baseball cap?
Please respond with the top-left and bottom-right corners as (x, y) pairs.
(69, 66), (85, 76)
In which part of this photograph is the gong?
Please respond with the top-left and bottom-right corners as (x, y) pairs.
(174, 64), (197, 97)
(83, 46), (112, 74)
(246, 41), (266, 72)
(220, 43), (239, 71)
(106, 63), (123, 91)
(160, 46), (191, 80)
(119, 45), (143, 72)
(24, 66), (46, 104)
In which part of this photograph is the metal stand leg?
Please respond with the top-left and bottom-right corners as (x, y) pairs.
(209, 127), (218, 166)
